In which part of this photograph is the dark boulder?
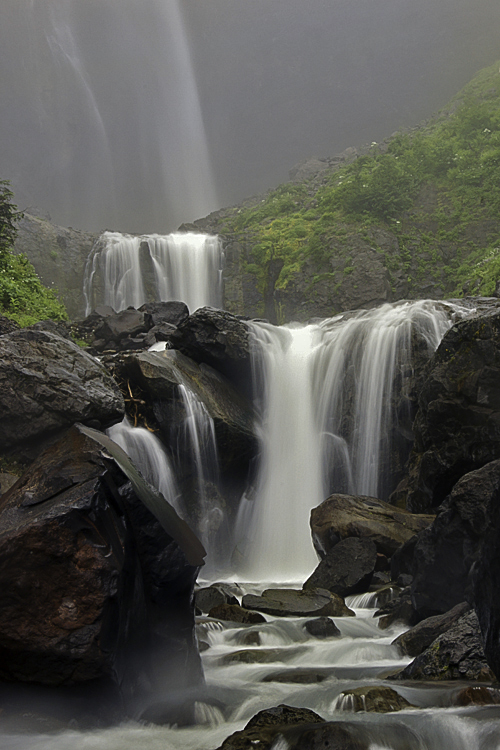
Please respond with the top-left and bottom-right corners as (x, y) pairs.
(375, 587), (415, 630)
(195, 584), (240, 614)
(208, 604), (266, 624)
(0, 329), (124, 457)
(0, 426), (202, 717)
(392, 602), (471, 657)
(216, 704), (326, 750)
(405, 308), (500, 513)
(241, 588), (354, 618)
(139, 301), (189, 328)
(169, 307), (251, 389)
(310, 494), (434, 558)
(410, 460), (500, 620)
(394, 610), (495, 682)
(303, 537), (377, 597)
(304, 617), (341, 639)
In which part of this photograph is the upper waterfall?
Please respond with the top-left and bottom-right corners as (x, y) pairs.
(83, 231), (223, 314)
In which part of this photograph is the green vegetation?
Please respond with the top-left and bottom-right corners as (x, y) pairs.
(0, 181), (68, 326)
(218, 61), (500, 315)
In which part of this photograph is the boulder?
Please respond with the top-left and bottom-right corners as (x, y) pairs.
(208, 604), (266, 624)
(139, 301), (189, 328)
(195, 584), (240, 614)
(375, 587), (415, 630)
(241, 588), (354, 618)
(392, 602), (471, 657)
(169, 307), (251, 388)
(336, 686), (414, 713)
(216, 704), (325, 750)
(303, 537), (377, 597)
(405, 308), (500, 513)
(410, 460), (500, 620)
(304, 617), (341, 639)
(310, 494), (434, 558)
(394, 611), (495, 682)
(0, 329), (124, 455)
(0, 426), (202, 716)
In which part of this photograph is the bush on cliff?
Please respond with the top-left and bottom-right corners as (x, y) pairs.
(0, 181), (67, 326)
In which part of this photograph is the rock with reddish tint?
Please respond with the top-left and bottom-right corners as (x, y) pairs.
(0, 426), (202, 715)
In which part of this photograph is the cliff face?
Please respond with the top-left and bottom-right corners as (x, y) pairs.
(13, 212), (98, 320)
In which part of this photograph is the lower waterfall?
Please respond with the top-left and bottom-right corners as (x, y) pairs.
(234, 300), (459, 583)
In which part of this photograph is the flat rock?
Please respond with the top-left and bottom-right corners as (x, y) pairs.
(241, 588), (354, 618)
(195, 584), (240, 614)
(208, 603), (266, 624)
(337, 686), (414, 713)
(311, 493), (434, 558)
(303, 537), (377, 597)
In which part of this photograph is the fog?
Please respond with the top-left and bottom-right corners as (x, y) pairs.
(1, 0), (499, 234)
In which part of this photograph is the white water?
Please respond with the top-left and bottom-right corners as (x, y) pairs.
(84, 231), (223, 314)
(235, 300), (465, 583)
(107, 417), (182, 515)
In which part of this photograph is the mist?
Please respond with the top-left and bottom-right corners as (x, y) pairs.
(1, 0), (500, 234)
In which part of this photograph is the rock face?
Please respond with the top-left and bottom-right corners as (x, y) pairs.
(310, 494), (434, 558)
(303, 537), (377, 597)
(241, 588), (354, 618)
(0, 427), (202, 715)
(410, 460), (500, 620)
(405, 308), (500, 513)
(395, 611), (494, 682)
(0, 329), (124, 456)
(14, 212), (98, 320)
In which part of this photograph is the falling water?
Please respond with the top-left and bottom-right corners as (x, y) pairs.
(107, 417), (181, 515)
(236, 300), (464, 582)
(83, 231), (223, 314)
(177, 384), (223, 555)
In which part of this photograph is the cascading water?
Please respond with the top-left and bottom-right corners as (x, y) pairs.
(83, 231), (223, 314)
(176, 384), (223, 558)
(235, 300), (463, 583)
(107, 417), (181, 515)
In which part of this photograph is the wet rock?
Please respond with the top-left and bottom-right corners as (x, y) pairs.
(284, 722), (369, 750)
(238, 631), (262, 646)
(303, 537), (377, 597)
(393, 602), (471, 657)
(262, 669), (332, 684)
(242, 588), (354, 618)
(139, 301), (189, 328)
(0, 315), (20, 335)
(195, 584), (240, 614)
(453, 686), (500, 706)
(0, 329), (124, 455)
(310, 493), (434, 558)
(411, 460), (500, 620)
(337, 686), (414, 713)
(0, 426), (202, 711)
(215, 704), (325, 750)
(376, 587), (415, 630)
(95, 308), (148, 343)
(405, 308), (500, 513)
(304, 617), (341, 639)
(222, 648), (302, 665)
(0, 473), (18, 495)
(169, 306), (251, 389)
(395, 611), (495, 681)
(208, 603), (266, 624)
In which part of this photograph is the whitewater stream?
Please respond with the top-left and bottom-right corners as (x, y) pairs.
(2, 589), (500, 749)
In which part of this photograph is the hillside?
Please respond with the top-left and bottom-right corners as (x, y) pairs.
(191, 61), (500, 322)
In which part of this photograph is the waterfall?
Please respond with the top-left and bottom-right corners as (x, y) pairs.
(107, 417), (182, 515)
(236, 300), (462, 582)
(83, 231), (223, 314)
